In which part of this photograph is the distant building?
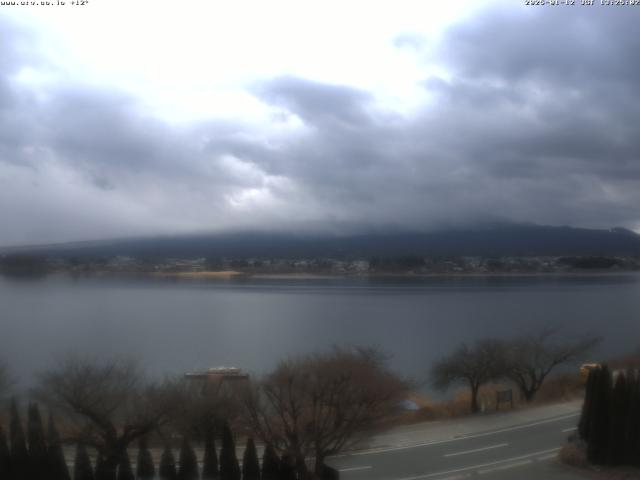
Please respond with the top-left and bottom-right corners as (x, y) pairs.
(185, 366), (249, 395)
(184, 366), (249, 380)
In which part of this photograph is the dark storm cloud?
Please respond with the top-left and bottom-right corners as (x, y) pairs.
(255, 76), (375, 127)
(1, 5), (640, 246)
(422, 5), (640, 196)
(440, 7), (640, 83)
(238, 5), (640, 231)
(0, 17), (278, 245)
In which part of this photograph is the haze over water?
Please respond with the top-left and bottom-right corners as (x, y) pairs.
(2, 273), (639, 389)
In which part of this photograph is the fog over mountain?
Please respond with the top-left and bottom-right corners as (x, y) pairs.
(1, 3), (640, 246)
(5, 225), (640, 260)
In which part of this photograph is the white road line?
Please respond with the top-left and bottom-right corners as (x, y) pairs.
(443, 443), (508, 458)
(393, 447), (561, 480)
(477, 459), (532, 474)
(338, 466), (372, 472)
(452, 413), (580, 441)
(562, 427), (577, 433)
(536, 453), (558, 461)
(337, 412), (579, 457)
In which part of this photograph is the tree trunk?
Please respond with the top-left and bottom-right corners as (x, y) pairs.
(519, 377), (540, 402)
(96, 454), (118, 480)
(314, 453), (325, 477)
(295, 454), (311, 479)
(100, 444), (126, 480)
(523, 388), (535, 402)
(470, 386), (480, 414)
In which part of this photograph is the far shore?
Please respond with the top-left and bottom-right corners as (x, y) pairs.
(151, 270), (245, 278)
(142, 270), (640, 280)
(11, 269), (639, 281)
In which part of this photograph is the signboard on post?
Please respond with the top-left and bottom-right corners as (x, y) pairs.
(496, 389), (513, 410)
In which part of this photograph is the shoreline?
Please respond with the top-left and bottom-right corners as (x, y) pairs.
(147, 270), (640, 280)
(151, 270), (245, 278)
(9, 269), (640, 281)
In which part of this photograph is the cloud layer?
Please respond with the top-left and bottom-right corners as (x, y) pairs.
(1, 5), (639, 246)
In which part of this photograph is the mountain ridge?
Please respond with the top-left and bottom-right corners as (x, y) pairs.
(3, 224), (640, 259)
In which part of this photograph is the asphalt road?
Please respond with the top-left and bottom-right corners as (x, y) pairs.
(327, 407), (587, 480)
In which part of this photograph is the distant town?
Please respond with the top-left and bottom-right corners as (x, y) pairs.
(2, 253), (640, 276)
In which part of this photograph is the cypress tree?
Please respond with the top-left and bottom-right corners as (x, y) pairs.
(625, 371), (640, 466)
(117, 450), (135, 480)
(159, 445), (178, 480)
(96, 452), (119, 480)
(202, 427), (219, 480)
(278, 453), (296, 480)
(95, 453), (109, 480)
(607, 372), (629, 465)
(242, 438), (260, 480)
(136, 436), (155, 480)
(28, 403), (48, 480)
(73, 443), (95, 480)
(219, 423), (240, 480)
(47, 413), (71, 480)
(9, 398), (29, 480)
(261, 445), (280, 480)
(0, 424), (10, 480)
(319, 464), (339, 480)
(587, 365), (612, 465)
(178, 437), (199, 480)
(578, 368), (598, 442)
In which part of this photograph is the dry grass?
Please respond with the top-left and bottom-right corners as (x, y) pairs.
(533, 373), (585, 404)
(400, 373), (585, 423)
(153, 270), (244, 278)
(407, 383), (516, 422)
(559, 443), (589, 468)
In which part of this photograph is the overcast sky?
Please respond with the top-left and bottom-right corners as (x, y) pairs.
(1, 1), (639, 246)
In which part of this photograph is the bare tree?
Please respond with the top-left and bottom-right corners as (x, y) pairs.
(431, 339), (506, 414)
(242, 346), (407, 479)
(504, 329), (601, 402)
(169, 377), (243, 441)
(34, 355), (181, 480)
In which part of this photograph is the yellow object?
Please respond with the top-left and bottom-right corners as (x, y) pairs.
(580, 363), (601, 378)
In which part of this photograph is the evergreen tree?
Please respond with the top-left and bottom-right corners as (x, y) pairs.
(202, 427), (219, 480)
(9, 398), (29, 480)
(0, 424), (10, 480)
(73, 443), (95, 480)
(578, 368), (598, 442)
(278, 453), (296, 480)
(95, 453), (109, 480)
(28, 403), (48, 480)
(587, 365), (612, 465)
(219, 423), (240, 480)
(607, 372), (629, 465)
(96, 451), (119, 480)
(117, 450), (135, 480)
(625, 371), (640, 466)
(136, 436), (155, 480)
(159, 445), (178, 480)
(319, 464), (339, 480)
(260, 445), (280, 480)
(178, 437), (199, 480)
(47, 413), (71, 480)
(242, 438), (260, 480)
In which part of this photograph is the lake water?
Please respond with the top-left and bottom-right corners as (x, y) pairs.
(2, 273), (639, 389)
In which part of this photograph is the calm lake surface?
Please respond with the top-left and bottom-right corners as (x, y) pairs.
(2, 273), (639, 388)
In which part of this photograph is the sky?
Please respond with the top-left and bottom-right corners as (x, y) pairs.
(1, 0), (640, 246)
